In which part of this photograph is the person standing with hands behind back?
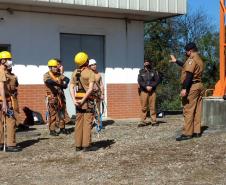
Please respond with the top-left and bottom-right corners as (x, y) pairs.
(70, 52), (96, 152)
(170, 42), (205, 141)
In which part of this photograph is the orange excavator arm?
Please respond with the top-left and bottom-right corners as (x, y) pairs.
(213, 0), (226, 96)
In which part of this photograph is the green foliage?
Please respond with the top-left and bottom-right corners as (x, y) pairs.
(197, 32), (219, 88)
(158, 96), (182, 111)
(144, 10), (219, 111)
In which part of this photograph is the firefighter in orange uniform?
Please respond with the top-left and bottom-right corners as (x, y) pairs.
(5, 61), (28, 130)
(170, 42), (204, 141)
(0, 51), (21, 152)
(44, 59), (70, 136)
(70, 52), (95, 152)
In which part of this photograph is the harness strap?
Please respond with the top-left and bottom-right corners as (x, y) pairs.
(0, 96), (11, 102)
(48, 71), (60, 83)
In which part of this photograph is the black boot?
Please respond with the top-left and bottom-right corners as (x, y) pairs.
(17, 124), (29, 132)
(59, 128), (70, 135)
(192, 133), (202, 138)
(50, 130), (59, 136)
(75, 147), (83, 151)
(6, 146), (22, 152)
(151, 122), (159, 126)
(138, 121), (150, 127)
(176, 134), (192, 141)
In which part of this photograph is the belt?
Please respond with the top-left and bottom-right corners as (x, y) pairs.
(75, 92), (95, 100)
(76, 108), (94, 113)
(75, 92), (86, 99)
(192, 81), (201, 84)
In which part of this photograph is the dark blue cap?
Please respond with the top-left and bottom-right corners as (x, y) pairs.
(185, 42), (198, 51)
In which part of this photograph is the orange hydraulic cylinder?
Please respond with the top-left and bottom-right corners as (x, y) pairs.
(213, 0), (226, 96)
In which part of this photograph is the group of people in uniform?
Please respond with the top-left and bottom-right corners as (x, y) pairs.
(0, 41), (205, 152)
(0, 51), (104, 152)
(138, 42), (204, 141)
(44, 52), (104, 151)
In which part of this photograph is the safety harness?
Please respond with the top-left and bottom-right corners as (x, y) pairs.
(3, 73), (17, 108)
(74, 67), (95, 113)
(45, 71), (67, 126)
(75, 68), (86, 100)
(92, 75), (102, 100)
(46, 71), (64, 109)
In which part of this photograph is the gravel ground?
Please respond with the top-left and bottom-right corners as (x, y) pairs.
(0, 115), (226, 185)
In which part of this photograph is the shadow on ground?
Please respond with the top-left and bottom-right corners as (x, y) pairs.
(157, 120), (167, 125)
(91, 139), (115, 151)
(16, 127), (37, 133)
(65, 127), (75, 134)
(102, 120), (115, 127)
(201, 126), (209, 134)
(17, 138), (49, 149)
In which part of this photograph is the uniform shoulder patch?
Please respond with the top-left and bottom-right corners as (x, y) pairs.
(188, 59), (193, 65)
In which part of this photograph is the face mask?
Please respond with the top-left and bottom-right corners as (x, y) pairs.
(4, 60), (13, 69)
(185, 51), (190, 57)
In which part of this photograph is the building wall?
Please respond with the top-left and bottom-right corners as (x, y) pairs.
(17, 83), (142, 121)
(0, 9), (144, 120)
(105, 68), (141, 118)
(17, 85), (46, 123)
(107, 84), (141, 119)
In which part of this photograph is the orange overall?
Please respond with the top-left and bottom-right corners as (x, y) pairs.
(44, 71), (68, 131)
(0, 68), (16, 147)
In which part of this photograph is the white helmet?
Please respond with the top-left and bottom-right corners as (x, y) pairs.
(89, 59), (96, 66)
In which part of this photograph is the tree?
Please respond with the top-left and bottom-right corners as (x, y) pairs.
(144, 10), (219, 111)
(197, 32), (219, 88)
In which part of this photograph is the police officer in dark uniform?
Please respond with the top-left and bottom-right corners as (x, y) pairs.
(138, 59), (161, 127)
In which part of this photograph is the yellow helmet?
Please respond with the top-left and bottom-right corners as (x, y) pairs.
(0, 51), (12, 60)
(48, 59), (58, 67)
(74, 52), (88, 66)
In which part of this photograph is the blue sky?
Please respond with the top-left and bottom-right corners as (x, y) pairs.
(188, 0), (219, 29)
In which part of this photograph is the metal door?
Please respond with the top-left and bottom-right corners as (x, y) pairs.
(60, 33), (105, 117)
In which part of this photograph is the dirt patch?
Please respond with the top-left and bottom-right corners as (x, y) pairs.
(0, 116), (226, 185)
